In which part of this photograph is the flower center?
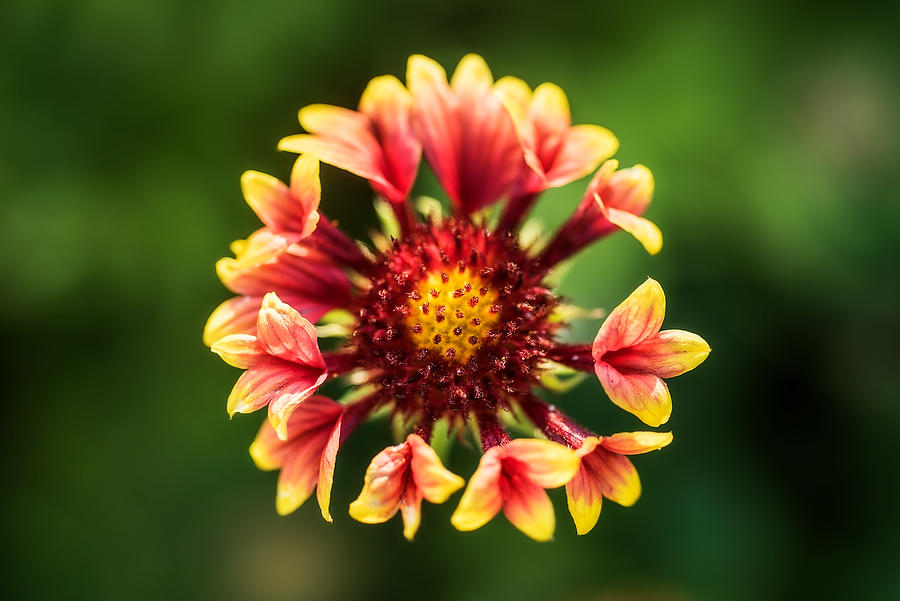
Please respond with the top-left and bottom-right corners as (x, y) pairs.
(405, 269), (501, 362)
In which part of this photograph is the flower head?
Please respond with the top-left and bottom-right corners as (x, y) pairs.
(206, 54), (709, 540)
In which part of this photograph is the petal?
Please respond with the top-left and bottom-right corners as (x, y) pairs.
(348, 443), (409, 525)
(529, 82), (571, 138)
(256, 292), (325, 367)
(543, 125), (619, 188)
(594, 362), (672, 427)
(450, 447), (504, 532)
(586, 447), (642, 507)
(565, 461), (603, 535)
(274, 425), (334, 516)
(226, 359), (315, 417)
(592, 278), (666, 357)
(501, 477), (556, 542)
(210, 334), (264, 368)
(399, 487), (424, 541)
(203, 296), (261, 346)
(407, 434), (465, 503)
(605, 329), (710, 378)
(249, 396), (343, 470)
(316, 416), (342, 522)
(607, 164), (654, 214)
(241, 158), (320, 237)
(502, 439), (580, 489)
(266, 364), (330, 440)
(450, 53), (494, 90)
(600, 431), (674, 455)
(359, 75), (421, 202)
(595, 193), (663, 255)
(406, 55), (462, 206)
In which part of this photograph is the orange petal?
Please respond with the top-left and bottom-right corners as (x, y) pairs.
(249, 395), (343, 470)
(203, 296), (261, 346)
(502, 438), (580, 489)
(275, 432), (330, 515)
(450, 447), (503, 532)
(316, 416), (342, 522)
(256, 292), (325, 367)
(210, 334), (264, 368)
(608, 329), (710, 378)
(594, 362), (672, 427)
(407, 434), (465, 503)
(348, 443), (409, 525)
(600, 431), (673, 455)
(593, 278), (666, 357)
(266, 363), (330, 440)
(501, 477), (556, 542)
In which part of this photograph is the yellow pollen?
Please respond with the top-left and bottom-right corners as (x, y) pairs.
(406, 268), (501, 362)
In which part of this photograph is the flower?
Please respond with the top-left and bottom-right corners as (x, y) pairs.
(592, 278), (711, 427)
(206, 54), (709, 540)
(349, 434), (464, 540)
(451, 438), (579, 541)
(566, 432), (674, 535)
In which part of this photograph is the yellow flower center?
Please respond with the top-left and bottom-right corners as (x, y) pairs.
(406, 268), (501, 362)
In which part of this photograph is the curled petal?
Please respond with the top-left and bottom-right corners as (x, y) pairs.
(603, 164), (654, 214)
(542, 125), (618, 189)
(203, 296), (261, 346)
(210, 334), (264, 368)
(594, 193), (662, 255)
(529, 82), (571, 140)
(257, 292), (325, 368)
(266, 364), (330, 440)
(600, 431), (674, 455)
(595, 363), (671, 427)
(399, 490), (424, 541)
(503, 439), (580, 489)
(348, 444), (409, 524)
(450, 447), (503, 532)
(501, 477), (556, 542)
(593, 278), (666, 357)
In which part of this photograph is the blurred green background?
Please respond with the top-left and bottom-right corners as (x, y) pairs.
(3, 1), (899, 600)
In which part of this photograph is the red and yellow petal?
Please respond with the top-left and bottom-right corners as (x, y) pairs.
(241, 156), (320, 237)
(316, 416), (342, 522)
(502, 438), (580, 489)
(407, 434), (465, 503)
(594, 192), (662, 255)
(565, 438), (605, 535)
(587, 447), (642, 507)
(256, 292), (325, 368)
(203, 296), (261, 347)
(358, 74), (421, 202)
(501, 476), (557, 542)
(594, 362), (672, 427)
(599, 431), (674, 455)
(450, 447), (504, 532)
(398, 488), (425, 541)
(249, 395), (343, 470)
(348, 443), (410, 525)
(210, 333), (264, 369)
(593, 278), (666, 357)
(605, 329), (710, 378)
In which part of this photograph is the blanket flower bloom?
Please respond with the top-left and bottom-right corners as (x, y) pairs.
(205, 54), (710, 540)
